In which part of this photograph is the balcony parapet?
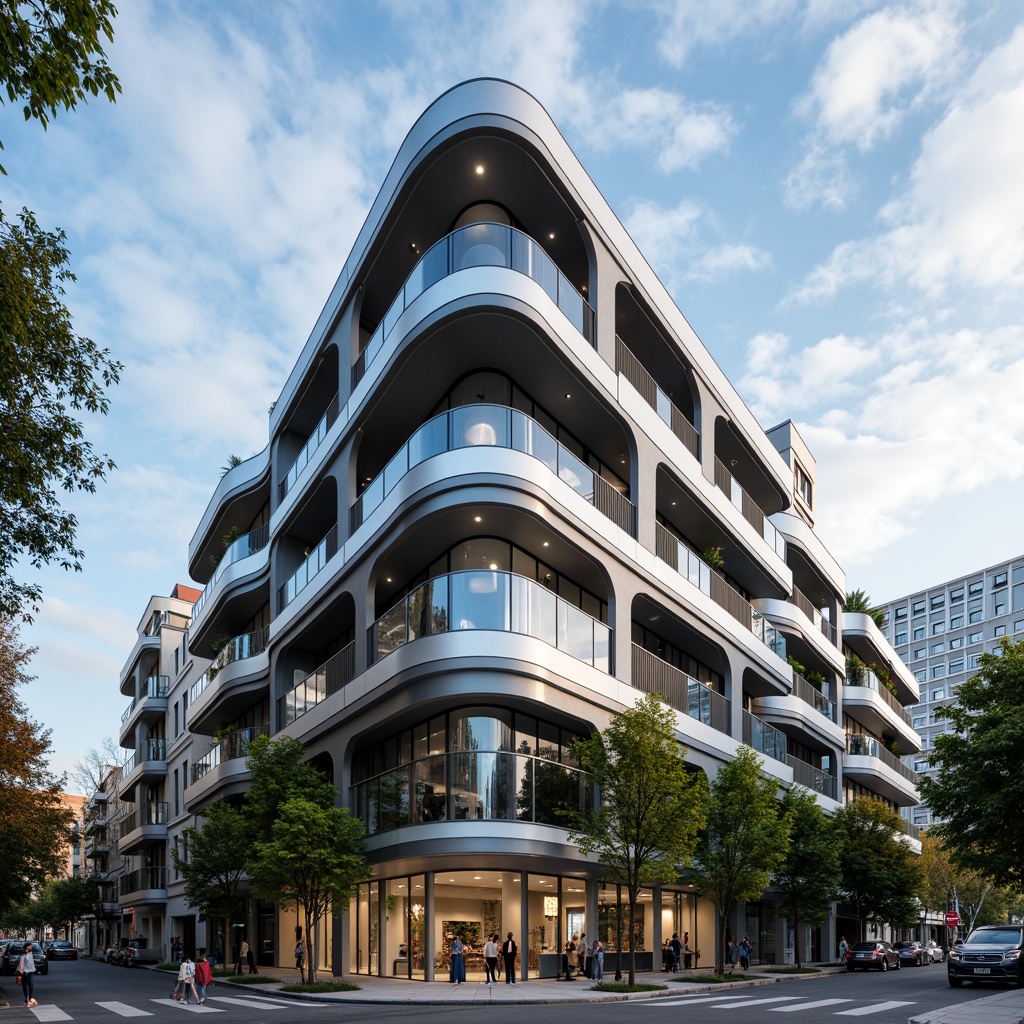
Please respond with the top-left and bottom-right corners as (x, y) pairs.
(190, 626), (270, 706)
(743, 709), (787, 763)
(353, 221), (595, 388)
(845, 734), (918, 784)
(714, 457), (786, 561)
(791, 585), (837, 646)
(191, 523), (270, 624)
(279, 641), (356, 729)
(279, 526), (339, 612)
(845, 666), (912, 727)
(789, 757), (838, 800)
(190, 725), (268, 785)
(351, 403), (635, 538)
(279, 394), (340, 501)
(792, 671), (835, 722)
(120, 675), (170, 728)
(631, 645), (731, 735)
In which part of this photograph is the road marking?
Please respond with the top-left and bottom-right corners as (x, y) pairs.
(203, 997), (286, 1010)
(769, 999), (854, 1012)
(150, 1000), (224, 1013)
(627, 995), (756, 1006)
(713, 996), (803, 1008)
(96, 1002), (155, 1017)
(29, 1009), (73, 1022)
(835, 1002), (916, 1016)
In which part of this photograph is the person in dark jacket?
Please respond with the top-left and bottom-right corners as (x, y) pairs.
(502, 932), (518, 983)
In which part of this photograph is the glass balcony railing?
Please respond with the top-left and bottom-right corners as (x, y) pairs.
(119, 802), (168, 840)
(192, 523), (270, 621)
(351, 403), (635, 537)
(353, 222), (596, 387)
(190, 725), (268, 785)
(845, 665), (913, 726)
(279, 641), (356, 728)
(792, 671), (836, 722)
(789, 757), (837, 800)
(279, 395), (340, 501)
(714, 457), (786, 560)
(353, 750), (591, 835)
(120, 675), (170, 723)
(120, 737), (166, 779)
(371, 569), (611, 673)
(743, 710), (787, 763)
(279, 526), (339, 611)
(631, 645), (731, 734)
(791, 585), (838, 646)
(191, 626), (271, 711)
(616, 337), (699, 459)
(845, 734), (919, 784)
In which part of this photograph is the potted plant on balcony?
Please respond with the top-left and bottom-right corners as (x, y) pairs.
(701, 546), (725, 571)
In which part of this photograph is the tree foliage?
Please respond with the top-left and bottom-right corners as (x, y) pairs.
(566, 693), (708, 985)
(773, 786), (841, 968)
(691, 745), (791, 974)
(0, 617), (76, 917)
(845, 589), (886, 630)
(920, 830), (995, 937)
(832, 796), (923, 938)
(0, 0), (123, 620)
(40, 873), (98, 939)
(920, 638), (1024, 889)
(245, 736), (366, 983)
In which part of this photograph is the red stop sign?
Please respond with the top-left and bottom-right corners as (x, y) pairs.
(946, 911), (960, 928)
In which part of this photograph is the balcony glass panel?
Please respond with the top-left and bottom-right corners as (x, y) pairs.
(376, 603), (408, 660)
(193, 523), (270, 620)
(510, 574), (557, 647)
(743, 710), (787, 762)
(558, 602), (594, 665)
(452, 221), (511, 270)
(382, 447), (408, 496)
(407, 416), (448, 468)
(414, 756), (447, 823)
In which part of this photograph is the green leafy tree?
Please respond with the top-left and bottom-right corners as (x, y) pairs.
(832, 796), (923, 938)
(173, 802), (252, 965)
(0, 0), (123, 621)
(845, 589), (886, 630)
(773, 786), (841, 967)
(692, 745), (791, 975)
(921, 639), (1024, 889)
(921, 830), (995, 937)
(244, 735), (367, 982)
(0, 618), (76, 917)
(566, 694), (708, 986)
(42, 874), (98, 939)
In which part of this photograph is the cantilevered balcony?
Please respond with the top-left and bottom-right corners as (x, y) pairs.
(743, 710), (787, 764)
(789, 757), (838, 800)
(631, 645), (731, 735)
(119, 675), (169, 743)
(119, 737), (167, 799)
(279, 641), (356, 729)
(118, 802), (168, 854)
(350, 404), (636, 538)
(186, 725), (268, 809)
(120, 866), (167, 902)
(279, 394), (339, 501)
(844, 665), (921, 755)
(714, 457), (786, 561)
(353, 222), (595, 387)
(279, 525), (339, 613)
(191, 523), (270, 626)
(844, 733), (919, 805)
(188, 626), (270, 732)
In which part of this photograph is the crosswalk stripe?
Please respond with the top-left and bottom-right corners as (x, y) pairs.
(29, 1009), (73, 1022)
(769, 999), (854, 1012)
(150, 999), (223, 1013)
(835, 1002), (916, 1017)
(202, 997), (285, 1010)
(713, 996), (803, 1008)
(96, 1002), (155, 1017)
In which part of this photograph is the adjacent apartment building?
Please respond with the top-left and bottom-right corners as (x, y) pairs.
(881, 555), (1024, 830)
(107, 79), (921, 976)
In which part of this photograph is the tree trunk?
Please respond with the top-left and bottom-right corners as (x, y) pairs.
(718, 908), (728, 976)
(305, 906), (315, 985)
(793, 909), (802, 969)
(628, 889), (637, 986)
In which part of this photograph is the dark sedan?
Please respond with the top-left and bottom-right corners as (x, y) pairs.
(895, 940), (929, 966)
(846, 940), (901, 972)
(2, 941), (49, 975)
(46, 940), (79, 961)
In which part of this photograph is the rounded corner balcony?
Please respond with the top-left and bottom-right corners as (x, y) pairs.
(117, 801), (168, 855)
(117, 738), (167, 801)
(118, 675), (170, 745)
(843, 663), (921, 756)
(370, 569), (611, 675)
(189, 523), (271, 642)
(751, 671), (842, 751)
(752, 592), (842, 667)
(188, 627), (270, 734)
(843, 734), (920, 806)
(843, 611), (920, 706)
(187, 447), (271, 581)
(352, 222), (596, 393)
(186, 725), (267, 811)
(350, 404), (635, 541)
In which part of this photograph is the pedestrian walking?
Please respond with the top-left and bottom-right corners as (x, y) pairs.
(592, 939), (605, 980)
(17, 942), (38, 1007)
(294, 939), (305, 973)
(245, 938), (258, 974)
(194, 952), (212, 1004)
(838, 935), (850, 965)
(739, 935), (751, 971)
(502, 932), (518, 983)
(173, 955), (198, 1003)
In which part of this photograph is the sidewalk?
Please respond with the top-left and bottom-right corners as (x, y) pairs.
(908, 986), (1024, 1024)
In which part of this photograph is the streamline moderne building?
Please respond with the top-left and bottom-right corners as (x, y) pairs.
(112, 79), (922, 976)
(881, 554), (1024, 831)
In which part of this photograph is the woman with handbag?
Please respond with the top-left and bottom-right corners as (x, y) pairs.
(18, 942), (38, 1007)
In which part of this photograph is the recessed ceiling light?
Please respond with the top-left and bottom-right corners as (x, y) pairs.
(473, 875), (481, 880)
(548, 232), (555, 240)
(386, 577), (392, 583)
(475, 164), (485, 175)
(474, 515), (482, 522)
(542, 541), (549, 547)
(489, 563), (498, 570)
(564, 392), (571, 399)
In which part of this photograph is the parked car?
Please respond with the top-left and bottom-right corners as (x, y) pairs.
(927, 941), (945, 963)
(895, 940), (929, 966)
(846, 940), (901, 972)
(948, 924), (1024, 987)
(2, 941), (49, 976)
(46, 941), (79, 961)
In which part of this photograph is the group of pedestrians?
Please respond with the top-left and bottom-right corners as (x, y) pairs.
(726, 934), (751, 972)
(561, 934), (604, 981)
(171, 949), (214, 1004)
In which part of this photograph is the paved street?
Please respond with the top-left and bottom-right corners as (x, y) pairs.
(2, 958), (1022, 1024)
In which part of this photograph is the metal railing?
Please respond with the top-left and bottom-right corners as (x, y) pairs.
(354, 221), (596, 387)
(280, 394), (340, 500)
(631, 645), (731, 734)
(845, 666), (913, 726)
(616, 337), (699, 459)
(190, 725), (269, 785)
(791, 585), (838, 645)
(122, 866), (167, 894)
(743, 709), (787, 762)
(279, 525), (339, 611)
(120, 675), (170, 724)
(792, 671), (836, 722)
(714, 457), (786, 559)
(279, 642), (356, 728)
(189, 626), (270, 706)
(119, 802), (168, 840)
(845, 734), (919, 784)
(351, 403), (635, 537)
(192, 523), (270, 621)
(789, 757), (838, 799)
(372, 569), (611, 673)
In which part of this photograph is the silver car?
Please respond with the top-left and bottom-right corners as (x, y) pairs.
(927, 941), (945, 963)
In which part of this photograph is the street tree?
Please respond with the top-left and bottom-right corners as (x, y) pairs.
(691, 745), (791, 975)
(832, 796), (923, 938)
(173, 801), (252, 967)
(0, 0), (123, 621)
(566, 693), (708, 986)
(43, 874), (98, 940)
(773, 786), (841, 968)
(249, 796), (367, 984)
(920, 638), (1024, 889)
(244, 735), (367, 982)
(920, 830), (1000, 939)
(0, 617), (76, 917)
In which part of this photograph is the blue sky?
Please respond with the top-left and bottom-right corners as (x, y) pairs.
(4, 0), (1023, 780)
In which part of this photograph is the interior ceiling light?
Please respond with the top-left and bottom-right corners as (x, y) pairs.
(409, 242), (420, 254)
(548, 232), (555, 239)
(474, 515), (482, 522)
(475, 164), (485, 175)
(564, 392), (571, 399)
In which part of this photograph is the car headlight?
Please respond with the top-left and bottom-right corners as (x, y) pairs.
(948, 948), (961, 960)
(1002, 950), (1021, 962)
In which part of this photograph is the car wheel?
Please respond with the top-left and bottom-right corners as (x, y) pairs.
(949, 977), (963, 988)
(880, 958), (889, 972)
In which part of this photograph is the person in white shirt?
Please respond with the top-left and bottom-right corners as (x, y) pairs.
(483, 934), (499, 983)
(174, 955), (198, 1003)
